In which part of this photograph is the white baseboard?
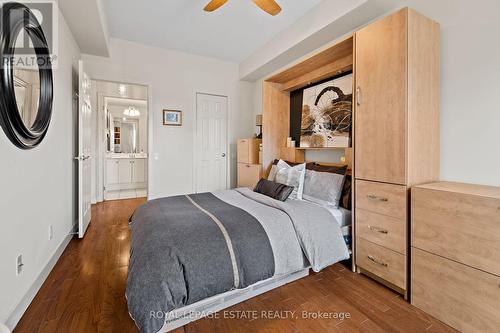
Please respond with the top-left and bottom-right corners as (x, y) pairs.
(5, 222), (77, 331)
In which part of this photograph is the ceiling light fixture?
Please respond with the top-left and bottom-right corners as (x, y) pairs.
(123, 107), (140, 117)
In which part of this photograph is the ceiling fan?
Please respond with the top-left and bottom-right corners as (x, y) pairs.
(204, 0), (282, 16)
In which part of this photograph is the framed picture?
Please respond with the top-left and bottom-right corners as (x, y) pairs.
(300, 73), (352, 148)
(163, 110), (182, 126)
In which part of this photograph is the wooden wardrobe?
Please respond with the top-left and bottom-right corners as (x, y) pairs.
(261, 8), (440, 298)
(354, 8), (440, 297)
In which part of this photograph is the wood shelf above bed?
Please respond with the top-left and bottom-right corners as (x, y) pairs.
(262, 35), (354, 173)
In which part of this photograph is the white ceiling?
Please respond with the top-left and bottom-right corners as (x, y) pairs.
(102, 0), (324, 62)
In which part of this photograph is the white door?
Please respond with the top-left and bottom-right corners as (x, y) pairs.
(77, 60), (92, 238)
(196, 93), (228, 192)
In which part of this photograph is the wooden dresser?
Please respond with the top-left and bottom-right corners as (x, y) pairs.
(237, 138), (262, 188)
(354, 8), (440, 297)
(411, 182), (500, 332)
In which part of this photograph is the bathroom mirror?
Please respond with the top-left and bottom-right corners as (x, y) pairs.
(0, 2), (53, 149)
(112, 119), (139, 154)
(105, 97), (147, 154)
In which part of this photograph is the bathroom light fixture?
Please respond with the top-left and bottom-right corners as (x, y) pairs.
(123, 107), (140, 117)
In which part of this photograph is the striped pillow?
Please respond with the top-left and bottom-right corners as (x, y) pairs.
(274, 160), (306, 200)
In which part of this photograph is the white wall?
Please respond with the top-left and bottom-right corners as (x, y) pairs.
(405, 0), (500, 186)
(0, 12), (81, 328)
(83, 39), (255, 198)
(251, 0), (500, 186)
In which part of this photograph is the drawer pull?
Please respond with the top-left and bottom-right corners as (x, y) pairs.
(366, 194), (389, 202)
(367, 255), (388, 267)
(368, 225), (389, 234)
(246, 165), (250, 168)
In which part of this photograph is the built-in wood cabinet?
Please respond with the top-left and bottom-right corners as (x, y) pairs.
(259, 6), (440, 299)
(354, 8), (440, 297)
(411, 182), (500, 332)
(355, 9), (407, 185)
(237, 139), (262, 188)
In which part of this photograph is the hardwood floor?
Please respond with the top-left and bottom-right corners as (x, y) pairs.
(14, 199), (455, 333)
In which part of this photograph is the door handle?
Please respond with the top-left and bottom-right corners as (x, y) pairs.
(74, 155), (91, 161)
(356, 86), (361, 106)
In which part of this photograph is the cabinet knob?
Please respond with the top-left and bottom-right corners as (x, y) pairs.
(221, 153), (226, 157)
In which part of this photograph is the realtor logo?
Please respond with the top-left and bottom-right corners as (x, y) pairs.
(0, 0), (58, 68)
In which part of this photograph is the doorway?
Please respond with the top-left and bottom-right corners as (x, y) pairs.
(195, 93), (228, 193)
(89, 80), (149, 201)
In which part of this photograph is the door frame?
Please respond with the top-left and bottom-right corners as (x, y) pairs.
(92, 79), (153, 202)
(193, 92), (230, 193)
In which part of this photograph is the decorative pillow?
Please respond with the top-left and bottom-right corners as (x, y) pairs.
(302, 169), (346, 208)
(340, 175), (352, 210)
(267, 164), (278, 181)
(269, 159), (316, 181)
(308, 164), (347, 175)
(254, 179), (294, 202)
(274, 160), (306, 200)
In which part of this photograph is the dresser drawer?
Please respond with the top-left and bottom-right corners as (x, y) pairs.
(237, 163), (261, 188)
(412, 248), (500, 332)
(412, 185), (500, 276)
(356, 180), (407, 219)
(356, 209), (406, 254)
(356, 238), (406, 289)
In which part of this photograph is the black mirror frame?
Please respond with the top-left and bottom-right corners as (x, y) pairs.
(0, 2), (53, 149)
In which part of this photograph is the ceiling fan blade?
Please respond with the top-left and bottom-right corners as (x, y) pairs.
(252, 0), (281, 16)
(204, 0), (229, 12)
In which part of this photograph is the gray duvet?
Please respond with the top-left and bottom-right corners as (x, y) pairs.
(126, 188), (349, 333)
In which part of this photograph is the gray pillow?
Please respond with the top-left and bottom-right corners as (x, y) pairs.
(254, 179), (294, 201)
(303, 169), (346, 208)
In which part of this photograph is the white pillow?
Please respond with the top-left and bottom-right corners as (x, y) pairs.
(268, 164), (278, 181)
(274, 160), (306, 200)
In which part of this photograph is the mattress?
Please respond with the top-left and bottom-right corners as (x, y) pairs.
(325, 206), (352, 228)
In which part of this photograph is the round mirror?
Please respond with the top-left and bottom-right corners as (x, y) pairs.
(0, 2), (53, 149)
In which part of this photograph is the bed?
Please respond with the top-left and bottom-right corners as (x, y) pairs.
(126, 187), (350, 333)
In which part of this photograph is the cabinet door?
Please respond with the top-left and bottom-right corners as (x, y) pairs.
(355, 9), (407, 184)
(132, 159), (146, 183)
(106, 159), (120, 185)
(237, 163), (262, 188)
(237, 139), (250, 164)
(118, 159), (132, 184)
